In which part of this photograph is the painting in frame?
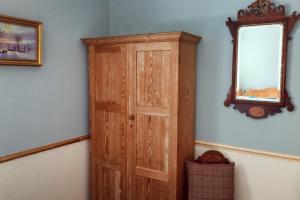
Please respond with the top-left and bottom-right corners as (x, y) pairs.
(0, 14), (42, 66)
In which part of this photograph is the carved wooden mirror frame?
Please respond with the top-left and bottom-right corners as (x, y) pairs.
(224, 0), (300, 119)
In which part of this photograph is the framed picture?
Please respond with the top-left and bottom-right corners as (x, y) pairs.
(0, 14), (42, 66)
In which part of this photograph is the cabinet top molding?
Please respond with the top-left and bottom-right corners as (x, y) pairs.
(81, 31), (201, 45)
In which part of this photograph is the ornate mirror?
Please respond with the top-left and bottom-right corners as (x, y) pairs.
(224, 0), (300, 119)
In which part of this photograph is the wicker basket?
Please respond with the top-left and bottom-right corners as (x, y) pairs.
(186, 152), (235, 200)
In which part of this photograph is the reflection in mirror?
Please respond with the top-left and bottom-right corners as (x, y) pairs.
(236, 24), (283, 102)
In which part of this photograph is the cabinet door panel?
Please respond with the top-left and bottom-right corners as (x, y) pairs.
(91, 44), (127, 200)
(95, 46), (125, 105)
(95, 111), (123, 164)
(135, 176), (169, 200)
(128, 42), (174, 200)
(136, 50), (170, 107)
(136, 115), (169, 172)
(95, 165), (122, 200)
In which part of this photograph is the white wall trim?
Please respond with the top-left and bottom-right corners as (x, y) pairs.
(196, 140), (300, 162)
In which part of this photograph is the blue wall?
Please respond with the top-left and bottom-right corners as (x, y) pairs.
(2, 0), (300, 157)
(0, 0), (109, 155)
(110, 0), (300, 155)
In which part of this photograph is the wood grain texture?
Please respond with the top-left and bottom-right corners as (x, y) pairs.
(82, 32), (201, 46)
(176, 41), (198, 200)
(136, 115), (169, 172)
(128, 42), (172, 200)
(135, 176), (169, 200)
(84, 32), (200, 200)
(168, 41), (180, 200)
(96, 166), (122, 200)
(88, 45), (97, 200)
(90, 44), (128, 200)
(0, 135), (89, 163)
(136, 167), (169, 182)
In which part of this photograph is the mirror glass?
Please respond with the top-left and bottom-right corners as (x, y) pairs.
(236, 23), (283, 102)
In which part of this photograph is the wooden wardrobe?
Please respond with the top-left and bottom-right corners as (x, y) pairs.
(82, 32), (201, 200)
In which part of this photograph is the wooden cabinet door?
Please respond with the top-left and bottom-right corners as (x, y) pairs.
(128, 42), (177, 200)
(91, 44), (128, 200)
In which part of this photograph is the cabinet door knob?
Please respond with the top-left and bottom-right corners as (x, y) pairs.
(129, 115), (135, 120)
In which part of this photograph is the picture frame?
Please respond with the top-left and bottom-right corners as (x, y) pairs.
(0, 14), (42, 66)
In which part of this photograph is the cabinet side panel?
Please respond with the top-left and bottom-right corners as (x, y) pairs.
(177, 41), (198, 200)
(87, 46), (99, 200)
(168, 42), (180, 200)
